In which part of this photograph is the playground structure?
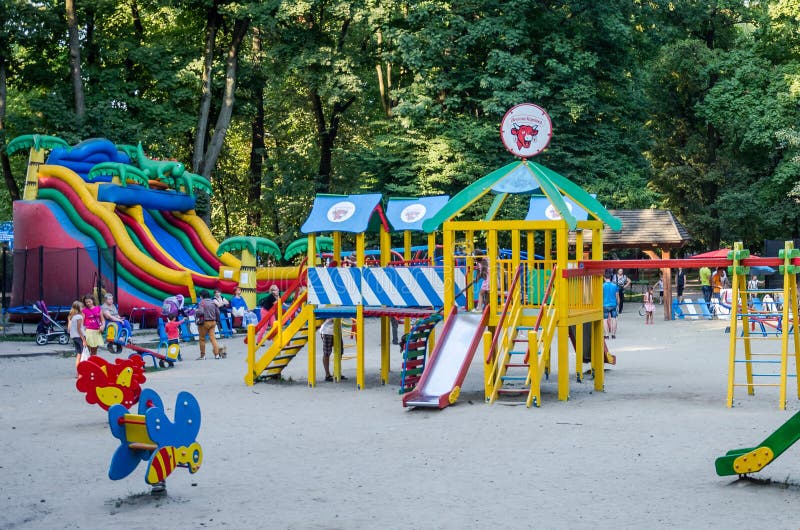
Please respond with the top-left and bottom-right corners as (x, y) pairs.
(7, 134), (295, 319)
(107, 388), (202, 490)
(579, 244), (800, 409)
(246, 167), (625, 408)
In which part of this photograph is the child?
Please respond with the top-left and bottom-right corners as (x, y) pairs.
(644, 285), (656, 325)
(164, 315), (185, 345)
(655, 275), (664, 303)
(81, 294), (105, 356)
(67, 300), (85, 370)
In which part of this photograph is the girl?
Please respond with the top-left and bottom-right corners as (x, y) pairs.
(644, 285), (656, 325)
(164, 314), (185, 345)
(81, 294), (105, 356)
(68, 300), (85, 370)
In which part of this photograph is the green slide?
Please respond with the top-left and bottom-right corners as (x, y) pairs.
(715, 410), (800, 476)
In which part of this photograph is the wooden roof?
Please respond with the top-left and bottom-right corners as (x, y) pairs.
(574, 209), (692, 250)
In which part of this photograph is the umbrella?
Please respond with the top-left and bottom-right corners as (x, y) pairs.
(689, 248), (731, 259)
(690, 248), (775, 275)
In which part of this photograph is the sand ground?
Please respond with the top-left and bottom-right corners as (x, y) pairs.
(1, 308), (799, 529)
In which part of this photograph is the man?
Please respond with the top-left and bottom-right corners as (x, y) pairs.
(699, 266), (712, 313)
(603, 273), (619, 339)
(195, 291), (221, 360)
(612, 268), (631, 314)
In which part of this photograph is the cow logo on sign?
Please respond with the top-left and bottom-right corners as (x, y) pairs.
(400, 204), (427, 224)
(327, 201), (356, 223)
(500, 103), (553, 158)
(545, 202), (573, 221)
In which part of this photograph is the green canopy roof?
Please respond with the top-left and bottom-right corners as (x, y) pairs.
(421, 160), (622, 232)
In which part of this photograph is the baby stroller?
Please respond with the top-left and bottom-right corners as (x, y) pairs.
(161, 294), (186, 320)
(33, 300), (70, 346)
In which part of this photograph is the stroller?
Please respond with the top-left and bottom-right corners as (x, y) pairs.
(33, 300), (70, 346)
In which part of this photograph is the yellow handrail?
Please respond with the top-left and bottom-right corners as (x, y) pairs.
(484, 265), (523, 403)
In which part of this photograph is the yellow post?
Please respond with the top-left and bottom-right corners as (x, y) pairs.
(356, 304), (365, 390)
(333, 232), (342, 264)
(356, 233), (365, 389)
(443, 224), (454, 319)
(482, 330), (494, 401)
(245, 324), (256, 386)
(487, 229), (498, 321)
(556, 226), (569, 401)
(380, 227), (392, 385)
(727, 242), (747, 407)
(592, 225), (605, 392)
(511, 228), (520, 306)
(307, 312), (317, 388)
(466, 230), (475, 311)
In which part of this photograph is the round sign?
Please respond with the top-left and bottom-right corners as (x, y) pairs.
(544, 202), (573, 220)
(400, 204), (427, 224)
(500, 103), (553, 158)
(326, 201), (356, 223)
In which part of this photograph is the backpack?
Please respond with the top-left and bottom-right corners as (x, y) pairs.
(194, 302), (206, 324)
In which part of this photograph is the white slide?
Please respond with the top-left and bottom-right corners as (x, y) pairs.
(402, 309), (486, 409)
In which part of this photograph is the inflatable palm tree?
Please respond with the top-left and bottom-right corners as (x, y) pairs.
(173, 171), (213, 197)
(7, 134), (70, 200)
(283, 236), (334, 262)
(217, 236), (282, 309)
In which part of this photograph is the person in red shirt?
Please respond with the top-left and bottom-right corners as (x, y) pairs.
(164, 315), (185, 345)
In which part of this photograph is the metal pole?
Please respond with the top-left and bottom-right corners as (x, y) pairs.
(38, 245), (44, 301)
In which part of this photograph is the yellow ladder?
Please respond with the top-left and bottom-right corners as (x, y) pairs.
(726, 241), (800, 409)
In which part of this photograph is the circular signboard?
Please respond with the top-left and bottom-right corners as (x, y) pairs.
(545, 202), (573, 220)
(400, 204), (427, 224)
(500, 103), (553, 158)
(326, 201), (356, 223)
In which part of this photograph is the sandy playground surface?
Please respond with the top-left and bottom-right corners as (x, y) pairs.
(1, 309), (799, 529)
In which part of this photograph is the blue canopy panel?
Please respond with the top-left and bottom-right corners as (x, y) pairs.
(301, 194), (388, 234)
(97, 184), (196, 211)
(526, 195), (592, 222)
(385, 195), (450, 232)
(491, 163), (541, 194)
(47, 138), (130, 180)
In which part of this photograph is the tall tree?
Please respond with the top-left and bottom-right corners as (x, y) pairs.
(65, 0), (86, 120)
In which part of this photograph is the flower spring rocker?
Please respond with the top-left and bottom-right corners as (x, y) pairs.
(108, 388), (202, 495)
(76, 355), (147, 410)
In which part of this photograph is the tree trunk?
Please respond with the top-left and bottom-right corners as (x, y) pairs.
(375, 29), (392, 117)
(201, 18), (250, 180)
(247, 28), (265, 230)
(0, 58), (21, 202)
(65, 0), (86, 120)
(193, 7), (220, 174)
(310, 91), (354, 194)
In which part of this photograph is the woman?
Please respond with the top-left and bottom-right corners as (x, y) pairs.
(81, 295), (105, 356)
